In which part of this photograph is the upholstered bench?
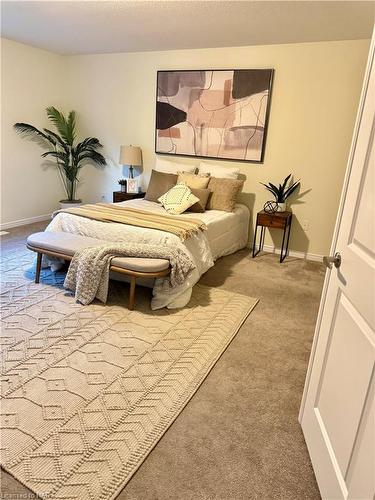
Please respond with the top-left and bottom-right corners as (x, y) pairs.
(26, 232), (170, 310)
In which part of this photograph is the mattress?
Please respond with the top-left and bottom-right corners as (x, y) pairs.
(120, 199), (250, 261)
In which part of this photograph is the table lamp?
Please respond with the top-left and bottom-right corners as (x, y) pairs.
(119, 145), (142, 179)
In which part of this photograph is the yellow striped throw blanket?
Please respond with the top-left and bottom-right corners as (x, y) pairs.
(58, 203), (206, 240)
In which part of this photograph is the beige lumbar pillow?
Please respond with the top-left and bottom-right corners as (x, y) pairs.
(158, 183), (200, 215)
(207, 177), (244, 212)
(177, 171), (210, 189)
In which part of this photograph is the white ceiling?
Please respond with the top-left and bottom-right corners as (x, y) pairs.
(1, 1), (374, 55)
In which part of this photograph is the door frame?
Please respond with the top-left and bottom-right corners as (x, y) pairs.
(299, 30), (375, 423)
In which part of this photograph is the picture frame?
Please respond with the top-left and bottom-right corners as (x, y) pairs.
(155, 69), (274, 163)
(126, 178), (139, 194)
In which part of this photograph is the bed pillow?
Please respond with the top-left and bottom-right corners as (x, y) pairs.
(187, 188), (211, 213)
(158, 183), (200, 215)
(177, 171), (210, 189)
(206, 177), (244, 212)
(155, 156), (196, 174)
(144, 169), (178, 202)
(198, 161), (240, 179)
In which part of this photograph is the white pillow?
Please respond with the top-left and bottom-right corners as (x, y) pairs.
(198, 161), (240, 179)
(158, 183), (199, 215)
(155, 156), (196, 175)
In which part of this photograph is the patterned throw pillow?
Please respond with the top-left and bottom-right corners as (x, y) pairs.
(158, 183), (200, 215)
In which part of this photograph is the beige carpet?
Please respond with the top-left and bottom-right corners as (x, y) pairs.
(0, 246), (258, 500)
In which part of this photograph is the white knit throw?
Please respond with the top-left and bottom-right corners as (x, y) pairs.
(63, 243), (195, 305)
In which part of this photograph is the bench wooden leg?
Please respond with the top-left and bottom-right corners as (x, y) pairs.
(129, 276), (136, 310)
(35, 252), (42, 284)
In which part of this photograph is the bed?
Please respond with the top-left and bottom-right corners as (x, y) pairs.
(45, 198), (250, 309)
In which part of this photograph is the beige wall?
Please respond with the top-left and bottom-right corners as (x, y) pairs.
(1, 38), (66, 226)
(64, 39), (369, 256)
(1, 38), (370, 256)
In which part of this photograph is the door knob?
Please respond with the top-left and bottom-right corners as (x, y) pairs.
(323, 252), (341, 269)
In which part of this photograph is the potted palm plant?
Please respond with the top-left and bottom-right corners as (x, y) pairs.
(260, 174), (300, 212)
(14, 107), (106, 208)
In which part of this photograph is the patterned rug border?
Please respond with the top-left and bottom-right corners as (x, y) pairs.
(2, 285), (258, 500)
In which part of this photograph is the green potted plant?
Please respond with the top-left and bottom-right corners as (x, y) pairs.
(260, 174), (300, 212)
(14, 107), (107, 208)
(118, 179), (127, 192)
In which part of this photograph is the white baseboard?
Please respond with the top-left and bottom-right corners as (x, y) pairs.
(252, 243), (323, 263)
(0, 213), (52, 231)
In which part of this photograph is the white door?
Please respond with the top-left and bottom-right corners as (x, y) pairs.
(299, 31), (375, 500)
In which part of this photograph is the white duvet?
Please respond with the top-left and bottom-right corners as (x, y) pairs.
(45, 199), (249, 309)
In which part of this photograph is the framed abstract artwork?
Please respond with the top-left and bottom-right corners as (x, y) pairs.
(155, 69), (274, 163)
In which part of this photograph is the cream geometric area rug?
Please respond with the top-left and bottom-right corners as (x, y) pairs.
(0, 245), (258, 500)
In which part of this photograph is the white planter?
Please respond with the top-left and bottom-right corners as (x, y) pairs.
(277, 202), (287, 212)
(60, 200), (82, 209)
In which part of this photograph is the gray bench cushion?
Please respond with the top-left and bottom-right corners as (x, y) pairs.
(27, 232), (170, 273)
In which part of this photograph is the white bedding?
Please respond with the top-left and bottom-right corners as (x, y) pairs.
(45, 199), (249, 309)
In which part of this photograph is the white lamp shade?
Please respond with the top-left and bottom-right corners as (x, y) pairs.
(119, 145), (142, 166)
